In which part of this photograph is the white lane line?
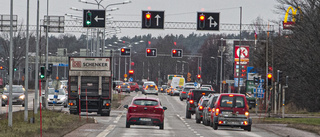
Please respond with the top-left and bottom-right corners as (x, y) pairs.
(96, 125), (116, 137)
(165, 95), (177, 112)
(113, 111), (124, 123)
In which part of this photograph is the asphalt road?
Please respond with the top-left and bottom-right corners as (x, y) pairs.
(65, 92), (291, 137)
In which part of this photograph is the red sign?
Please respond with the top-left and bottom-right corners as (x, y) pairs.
(234, 46), (250, 59)
(0, 78), (3, 86)
(283, 21), (295, 29)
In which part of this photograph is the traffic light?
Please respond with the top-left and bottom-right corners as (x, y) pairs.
(14, 68), (17, 71)
(277, 70), (283, 83)
(129, 70), (134, 77)
(197, 74), (201, 79)
(267, 73), (272, 86)
(40, 66), (45, 79)
(85, 11), (92, 26)
(145, 12), (151, 27)
(47, 63), (53, 76)
(198, 13), (205, 29)
(254, 77), (260, 85)
(146, 48), (157, 57)
(171, 49), (183, 58)
(120, 48), (130, 56)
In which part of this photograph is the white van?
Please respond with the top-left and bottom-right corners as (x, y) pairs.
(171, 77), (185, 90)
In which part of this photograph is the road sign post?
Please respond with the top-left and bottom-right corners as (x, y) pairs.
(197, 12), (220, 31)
(142, 11), (164, 29)
(83, 9), (105, 28)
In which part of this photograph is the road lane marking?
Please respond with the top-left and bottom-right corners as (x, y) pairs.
(113, 111), (124, 123)
(165, 95), (177, 112)
(96, 124), (116, 137)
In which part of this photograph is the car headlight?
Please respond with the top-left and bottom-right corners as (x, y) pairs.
(2, 95), (8, 100)
(60, 96), (67, 101)
(19, 95), (25, 100)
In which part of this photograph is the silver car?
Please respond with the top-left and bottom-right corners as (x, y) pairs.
(47, 88), (68, 107)
(144, 84), (158, 95)
(1, 85), (25, 107)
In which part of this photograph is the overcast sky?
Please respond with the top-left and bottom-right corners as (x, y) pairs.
(1, 0), (282, 38)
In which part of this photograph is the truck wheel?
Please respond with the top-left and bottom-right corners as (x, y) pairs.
(101, 111), (110, 116)
(22, 104), (25, 107)
(159, 122), (164, 130)
(245, 125), (251, 131)
(186, 110), (191, 119)
(213, 123), (218, 130)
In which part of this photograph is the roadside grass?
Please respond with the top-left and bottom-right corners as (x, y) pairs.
(112, 93), (129, 109)
(253, 117), (320, 135)
(0, 109), (94, 137)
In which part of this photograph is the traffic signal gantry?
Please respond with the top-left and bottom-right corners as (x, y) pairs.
(171, 49), (183, 58)
(141, 10), (164, 29)
(197, 12), (220, 31)
(146, 48), (157, 57)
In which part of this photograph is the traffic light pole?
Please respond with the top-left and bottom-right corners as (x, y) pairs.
(44, 0), (49, 109)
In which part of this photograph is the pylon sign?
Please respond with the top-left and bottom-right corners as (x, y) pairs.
(142, 10), (164, 29)
(83, 9), (105, 28)
(197, 12), (220, 31)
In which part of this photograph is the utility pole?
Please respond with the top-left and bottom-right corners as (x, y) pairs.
(24, 0), (30, 122)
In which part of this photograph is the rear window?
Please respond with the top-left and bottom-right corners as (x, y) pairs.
(146, 86), (156, 90)
(201, 100), (208, 106)
(193, 91), (215, 101)
(220, 96), (245, 108)
(133, 99), (158, 106)
(183, 88), (194, 92)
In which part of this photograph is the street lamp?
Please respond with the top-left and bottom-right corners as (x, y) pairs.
(219, 38), (225, 93)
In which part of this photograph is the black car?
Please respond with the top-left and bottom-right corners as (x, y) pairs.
(195, 96), (209, 123)
(185, 89), (215, 119)
(2, 85), (25, 107)
(202, 94), (220, 126)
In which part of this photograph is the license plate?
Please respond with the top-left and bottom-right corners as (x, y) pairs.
(140, 118), (151, 121)
(12, 100), (17, 103)
(222, 111), (231, 114)
(228, 121), (239, 125)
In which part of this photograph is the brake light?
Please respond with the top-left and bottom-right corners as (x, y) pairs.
(229, 94), (234, 97)
(188, 92), (191, 95)
(189, 100), (194, 104)
(127, 86), (130, 88)
(106, 103), (110, 106)
(243, 121), (248, 125)
(208, 108), (211, 112)
(219, 121), (223, 124)
(245, 111), (249, 117)
(199, 106), (203, 110)
(155, 86), (158, 90)
(215, 108), (220, 116)
(181, 91), (186, 94)
(146, 85), (149, 90)
(118, 85), (121, 88)
(202, 92), (205, 95)
(68, 103), (74, 106)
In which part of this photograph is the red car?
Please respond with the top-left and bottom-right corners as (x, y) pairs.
(210, 93), (252, 131)
(124, 97), (167, 129)
(128, 82), (140, 92)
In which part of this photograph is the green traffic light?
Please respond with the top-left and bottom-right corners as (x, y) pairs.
(86, 21), (91, 25)
(40, 75), (45, 79)
(14, 68), (17, 71)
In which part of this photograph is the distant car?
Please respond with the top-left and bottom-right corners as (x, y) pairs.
(124, 97), (167, 129)
(211, 93), (252, 131)
(170, 86), (183, 96)
(185, 89), (215, 119)
(200, 87), (211, 90)
(246, 93), (256, 109)
(115, 83), (131, 93)
(179, 86), (195, 101)
(144, 84), (158, 95)
(202, 94), (220, 126)
(142, 81), (156, 94)
(184, 82), (195, 88)
(195, 96), (209, 124)
(128, 82), (139, 92)
(1, 85), (25, 107)
(201, 84), (214, 91)
(159, 85), (167, 93)
(59, 80), (68, 89)
(47, 88), (68, 107)
(113, 81), (123, 90)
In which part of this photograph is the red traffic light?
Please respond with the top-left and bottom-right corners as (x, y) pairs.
(199, 14), (205, 21)
(197, 74), (201, 79)
(267, 73), (272, 79)
(146, 13), (151, 20)
(129, 70), (134, 74)
(172, 49), (176, 54)
(121, 48), (125, 52)
(147, 49), (151, 53)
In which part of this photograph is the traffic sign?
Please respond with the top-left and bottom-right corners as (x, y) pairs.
(171, 49), (183, 58)
(124, 74), (128, 78)
(83, 9), (105, 28)
(194, 82), (198, 87)
(129, 77), (133, 82)
(197, 12), (220, 31)
(142, 11), (164, 29)
(146, 48), (157, 57)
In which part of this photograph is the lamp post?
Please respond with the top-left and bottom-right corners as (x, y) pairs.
(210, 56), (219, 87)
(219, 38), (225, 93)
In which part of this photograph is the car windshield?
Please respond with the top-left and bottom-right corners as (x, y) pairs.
(48, 89), (66, 95)
(220, 96), (245, 108)
(133, 99), (158, 106)
(201, 100), (209, 106)
(4, 86), (24, 93)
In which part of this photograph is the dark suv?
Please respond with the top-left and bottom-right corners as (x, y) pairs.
(185, 89), (215, 119)
(211, 93), (252, 131)
(202, 94), (220, 126)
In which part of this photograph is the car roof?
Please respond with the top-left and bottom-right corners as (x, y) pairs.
(219, 93), (245, 97)
(133, 96), (160, 101)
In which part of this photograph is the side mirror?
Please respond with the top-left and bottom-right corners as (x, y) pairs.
(163, 106), (167, 110)
(123, 105), (128, 109)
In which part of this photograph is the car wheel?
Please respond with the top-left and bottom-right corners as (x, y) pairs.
(195, 115), (201, 124)
(22, 104), (25, 107)
(126, 122), (130, 128)
(213, 123), (218, 130)
(159, 123), (164, 130)
(245, 125), (251, 131)
(210, 120), (213, 127)
(186, 110), (191, 119)
(135, 89), (139, 92)
(180, 98), (183, 101)
(2, 104), (5, 107)
(156, 93), (158, 96)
